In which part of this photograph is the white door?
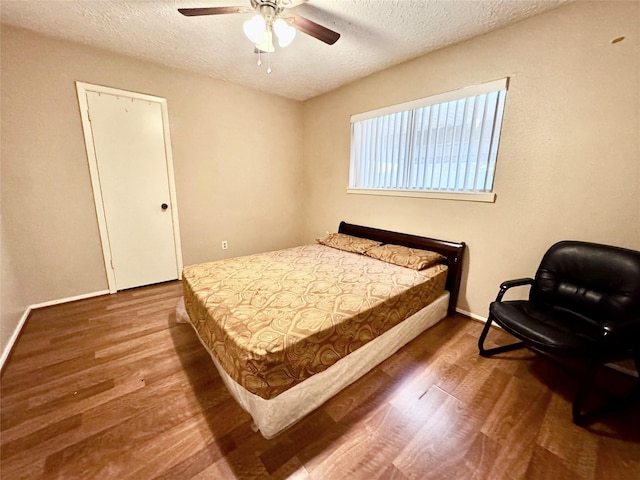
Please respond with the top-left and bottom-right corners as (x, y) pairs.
(78, 84), (182, 291)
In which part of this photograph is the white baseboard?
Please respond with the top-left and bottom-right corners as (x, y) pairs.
(455, 307), (487, 323)
(0, 289), (109, 371)
(0, 307), (32, 370)
(606, 361), (639, 378)
(29, 290), (109, 309)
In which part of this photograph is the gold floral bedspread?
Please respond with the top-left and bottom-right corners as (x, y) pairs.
(182, 244), (447, 399)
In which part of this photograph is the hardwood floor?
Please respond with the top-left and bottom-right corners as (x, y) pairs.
(1, 281), (639, 479)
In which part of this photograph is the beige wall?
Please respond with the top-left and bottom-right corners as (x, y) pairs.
(1, 25), (304, 355)
(301, 1), (640, 318)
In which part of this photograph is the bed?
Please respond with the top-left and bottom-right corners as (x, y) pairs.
(177, 221), (465, 438)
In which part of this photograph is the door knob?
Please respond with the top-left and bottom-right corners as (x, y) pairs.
(161, 203), (168, 210)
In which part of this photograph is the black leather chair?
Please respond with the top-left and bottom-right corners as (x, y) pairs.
(478, 240), (640, 424)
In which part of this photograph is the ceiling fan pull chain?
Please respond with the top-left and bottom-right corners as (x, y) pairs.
(267, 52), (272, 74)
(257, 50), (262, 67)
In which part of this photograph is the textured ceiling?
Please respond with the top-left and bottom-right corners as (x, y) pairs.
(1, 0), (571, 101)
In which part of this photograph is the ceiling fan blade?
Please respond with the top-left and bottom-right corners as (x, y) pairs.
(291, 14), (340, 45)
(178, 6), (253, 17)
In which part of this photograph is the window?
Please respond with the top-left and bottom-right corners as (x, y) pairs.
(348, 78), (508, 202)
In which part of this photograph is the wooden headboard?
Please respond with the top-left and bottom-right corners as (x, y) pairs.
(338, 222), (466, 315)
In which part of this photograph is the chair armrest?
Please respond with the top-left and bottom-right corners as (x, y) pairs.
(603, 317), (640, 342)
(495, 278), (534, 302)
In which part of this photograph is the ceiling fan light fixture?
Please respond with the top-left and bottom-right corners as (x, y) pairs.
(178, 1), (340, 74)
(256, 29), (275, 53)
(273, 18), (296, 47)
(243, 14), (266, 44)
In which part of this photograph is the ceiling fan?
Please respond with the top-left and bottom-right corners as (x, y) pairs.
(178, 0), (341, 51)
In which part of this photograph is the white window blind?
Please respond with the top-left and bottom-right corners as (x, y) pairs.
(349, 78), (508, 196)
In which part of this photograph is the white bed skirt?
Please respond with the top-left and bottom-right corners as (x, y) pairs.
(177, 291), (449, 439)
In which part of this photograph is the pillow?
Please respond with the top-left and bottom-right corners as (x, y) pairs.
(365, 244), (445, 270)
(316, 233), (381, 254)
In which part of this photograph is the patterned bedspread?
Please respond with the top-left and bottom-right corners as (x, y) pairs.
(182, 244), (447, 399)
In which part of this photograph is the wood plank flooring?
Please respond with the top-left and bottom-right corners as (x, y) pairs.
(1, 281), (639, 479)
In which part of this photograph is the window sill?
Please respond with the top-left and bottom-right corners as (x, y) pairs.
(346, 188), (496, 203)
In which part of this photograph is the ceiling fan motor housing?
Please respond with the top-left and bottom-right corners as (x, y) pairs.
(251, 0), (284, 20)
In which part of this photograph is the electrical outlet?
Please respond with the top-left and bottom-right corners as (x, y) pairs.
(221, 240), (228, 250)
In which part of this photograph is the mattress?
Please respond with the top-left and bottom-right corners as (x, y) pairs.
(213, 292), (449, 438)
(182, 243), (448, 400)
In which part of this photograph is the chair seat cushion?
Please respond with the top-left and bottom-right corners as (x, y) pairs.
(489, 300), (609, 356)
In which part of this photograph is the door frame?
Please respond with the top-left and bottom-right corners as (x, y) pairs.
(76, 81), (183, 293)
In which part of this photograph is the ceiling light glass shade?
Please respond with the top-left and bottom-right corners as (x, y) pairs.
(273, 18), (296, 47)
(243, 15), (266, 44)
(256, 30), (275, 53)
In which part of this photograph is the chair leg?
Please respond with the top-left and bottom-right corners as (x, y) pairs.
(572, 357), (640, 426)
(572, 360), (599, 425)
(478, 315), (526, 357)
(628, 354), (640, 406)
(613, 354), (640, 412)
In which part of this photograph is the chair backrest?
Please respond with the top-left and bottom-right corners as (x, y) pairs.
(530, 241), (640, 324)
